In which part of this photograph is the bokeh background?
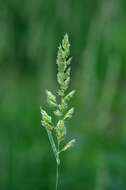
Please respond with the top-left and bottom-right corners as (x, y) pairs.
(0, 0), (126, 189)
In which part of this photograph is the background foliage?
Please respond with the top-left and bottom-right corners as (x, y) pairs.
(0, 0), (126, 189)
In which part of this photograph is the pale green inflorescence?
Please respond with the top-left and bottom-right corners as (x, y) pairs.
(40, 34), (75, 165)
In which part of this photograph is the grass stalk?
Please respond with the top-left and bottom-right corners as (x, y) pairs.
(40, 34), (76, 190)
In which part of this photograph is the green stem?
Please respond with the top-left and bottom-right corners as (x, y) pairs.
(46, 129), (60, 165)
(56, 142), (60, 190)
(56, 162), (59, 190)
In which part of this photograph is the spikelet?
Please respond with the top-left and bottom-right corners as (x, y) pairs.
(46, 90), (57, 108)
(63, 108), (74, 120)
(40, 107), (53, 131)
(55, 120), (66, 143)
(60, 139), (76, 152)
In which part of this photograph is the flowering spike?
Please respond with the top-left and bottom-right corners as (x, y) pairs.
(40, 34), (76, 189)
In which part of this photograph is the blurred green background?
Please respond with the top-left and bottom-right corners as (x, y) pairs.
(0, 0), (126, 189)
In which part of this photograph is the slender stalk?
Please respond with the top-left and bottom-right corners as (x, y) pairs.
(56, 143), (60, 190)
(56, 161), (59, 190)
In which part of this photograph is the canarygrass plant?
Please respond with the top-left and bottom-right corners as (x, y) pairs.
(40, 34), (75, 190)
